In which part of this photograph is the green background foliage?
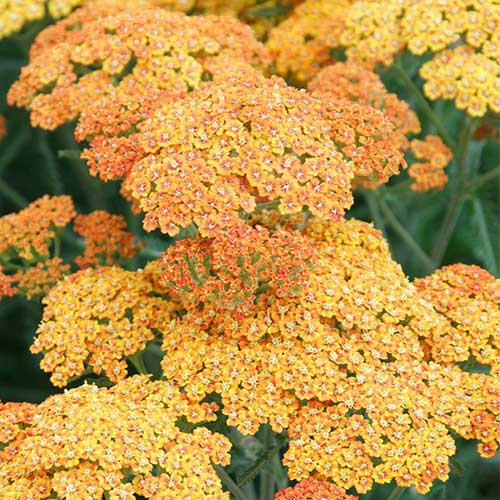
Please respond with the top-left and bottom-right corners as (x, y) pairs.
(0, 23), (498, 500)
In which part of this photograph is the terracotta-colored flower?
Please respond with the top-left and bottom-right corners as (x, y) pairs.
(8, 7), (269, 130)
(0, 267), (15, 299)
(0, 376), (230, 499)
(124, 74), (354, 237)
(308, 62), (421, 150)
(0, 115), (6, 142)
(409, 135), (453, 191)
(275, 477), (358, 499)
(74, 211), (141, 268)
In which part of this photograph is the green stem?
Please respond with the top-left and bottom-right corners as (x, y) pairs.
(376, 193), (434, 274)
(139, 247), (163, 260)
(37, 130), (64, 195)
(128, 353), (148, 375)
(431, 119), (475, 266)
(0, 127), (29, 176)
(388, 485), (406, 500)
(361, 188), (387, 236)
(468, 165), (500, 192)
(0, 177), (28, 208)
(471, 197), (498, 275)
(215, 465), (249, 500)
(392, 64), (456, 150)
(259, 426), (276, 500)
(58, 149), (82, 160)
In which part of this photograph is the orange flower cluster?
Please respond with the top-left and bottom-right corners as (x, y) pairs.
(0, 195), (75, 260)
(266, 0), (351, 84)
(160, 224), (316, 324)
(74, 211), (141, 268)
(308, 62), (421, 150)
(160, 218), (500, 493)
(12, 257), (70, 300)
(313, 96), (406, 189)
(0, 267), (15, 299)
(0, 376), (231, 499)
(126, 74), (354, 237)
(415, 264), (500, 374)
(8, 7), (269, 130)
(409, 135), (453, 191)
(0, 114), (6, 141)
(275, 477), (358, 499)
(32, 266), (177, 386)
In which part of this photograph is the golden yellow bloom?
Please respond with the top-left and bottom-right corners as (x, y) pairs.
(275, 477), (358, 499)
(420, 45), (500, 117)
(74, 211), (141, 268)
(308, 62), (421, 150)
(9, 7), (269, 130)
(409, 135), (453, 191)
(0, 195), (75, 260)
(415, 264), (500, 374)
(266, 0), (352, 84)
(0, 376), (231, 499)
(32, 266), (177, 386)
(158, 218), (500, 493)
(125, 74), (354, 237)
(0, 115), (6, 142)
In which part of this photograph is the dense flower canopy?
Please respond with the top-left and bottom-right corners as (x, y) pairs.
(8, 6), (269, 129)
(0, 376), (231, 499)
(32, 266), (177, 386)
(275, 477), (358, 499)
(125, 74), (355, 237)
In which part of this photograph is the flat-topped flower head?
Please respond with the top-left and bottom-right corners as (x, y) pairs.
(266, 0), (352, 84)
(275, 478), (358, 499)
(8, 7), (270, 130)
(126, 75), (354, 237)
(308, 62), (421, 150)
(0, 376), (231, 499)
(415, 264), (500, 374)
(32, 266), (177, 386)
(160, 224), (316, 322)
(409, 135), (453, 191)
(0, 195), (75, 261)
(74, 211), (141, 268)
(160, 218), (500, 492)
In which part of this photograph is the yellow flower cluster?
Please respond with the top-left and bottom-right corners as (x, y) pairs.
(420, 46), (500, 117)
(159, 218), (500, 493)
(0, 194), (75, 260)
(415, 264), (500, 375)
(32, 266), (177, 386)
(74, 211), (141, 268)
(409, 135), (453, 191)
(0, 376), (231, 499)
(268, 0), (499, 116)
(266, 0), (351, 84)
(308, 62), (421, 151)
(8, 6), (269, 130)
(0, 114), (6, 141)
(126, 73), (354, 237)
(275, 477), (358, 499)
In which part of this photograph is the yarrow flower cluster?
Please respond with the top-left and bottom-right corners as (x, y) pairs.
(275, 477), (359, 499)
(409, 135), (453, 191)
(32, 266), (177, 386)
(415, 263), (500, 375)
(0, 376), (231, 499)
(73, 211), (141, 269)
(8, 6), (269, 130)
(0, 115), (6, 142)
(125, 74), (354, 237)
